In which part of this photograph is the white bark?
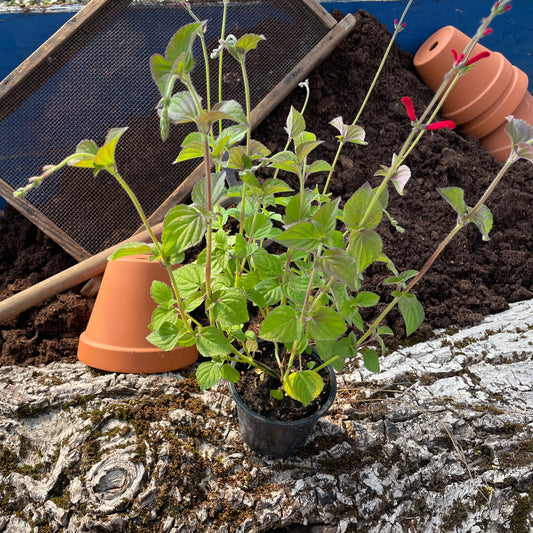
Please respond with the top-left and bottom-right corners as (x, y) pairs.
(0, 299), (532, 532)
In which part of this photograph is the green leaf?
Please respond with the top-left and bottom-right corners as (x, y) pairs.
(196, 361), (222, 390)
(270, 389), (284, 400)
(235, 33), (265, 54)
(307, 307), (347, 341)
(211, 289), (249, 325)
(165, 21), (203, 69)
(172, 263), (205, 299)
(93, 127), (129, 169)
(284, 189), (312, 224)
(505, 116), (533, 149)
(261, 178), (292, 197)
(275, 221), (321, 251)
(344, 124), (366, 145)
(344, 183), (383, 230)
(285, 106), (306, 139)
(284, 370), (324, 406)
(259, 306), (302, 343)
(295, 140), (322, 164)
(438, 187), (467, 217)
(71, 139), (99, 167)
(245, 213), (273, 240)
(315, 337), (354, 372)
(166, 91), (199, 124)
(150, 280), (174, 305)
(281, 272), (310, 306)
(469, 204), (493, 241)
(307, 160), (332, 175)
(313, 198), (340, 236)
(150, 306), (179, 330)
(329, 117), (366, 145)
(350, 229), (383, 273)
(316, 248), (357, 290)
(354, 291), (379, 307)
(107, 242), (154, 261)
(398, 293), (425, 336)
(268, 151), (300, 175)
(234, 233), (255, 259)
(196, 326), (231, 357)
(175, 141), (204, 163)
(198, 100), (247, 128)
(252, 249), (283, 278)
(254, 278), (282, 307)
(150, 53), (172, 96)
(147, 321), (179, 351)
(363, 348), (380, 373)
(191, 171), (227, 208)
(221, 363), (240, 383)
(162, 204), (207, 256)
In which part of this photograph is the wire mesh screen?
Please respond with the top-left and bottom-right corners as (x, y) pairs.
(0, 0), (333, 258)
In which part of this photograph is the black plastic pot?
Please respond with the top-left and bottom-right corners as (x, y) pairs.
(229, 350), (337, 458)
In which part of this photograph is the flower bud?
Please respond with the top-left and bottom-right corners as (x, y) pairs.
(401, 96), (417, 122)
(425, 120), (456, 131)
(465, 51), (491, 67)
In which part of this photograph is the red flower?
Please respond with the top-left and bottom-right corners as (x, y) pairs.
(465, 51), (491, 66)
(483, 28), (493, 36)
(451, 49), (465, 66)
(401, 96), (417, 121)
(425, 120), (456, 131)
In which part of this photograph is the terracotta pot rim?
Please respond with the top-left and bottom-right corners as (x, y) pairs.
(461, 66), (529, 138)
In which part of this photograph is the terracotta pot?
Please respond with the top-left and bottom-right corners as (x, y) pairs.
(78, 254), (197, 373)
(461, 66), (529, 139)
(414, 26), (514, 125)
(480, 90), (533, 162)
(414, 25), (532, 162)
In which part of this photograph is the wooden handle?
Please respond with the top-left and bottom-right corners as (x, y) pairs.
(0, 222), (163, 324)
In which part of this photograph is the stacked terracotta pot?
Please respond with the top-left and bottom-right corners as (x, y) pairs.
(414, 26), (533, 162)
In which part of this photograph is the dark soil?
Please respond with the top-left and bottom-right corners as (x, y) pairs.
(0, 10), (532, 368)
(234, 345), (332, 421)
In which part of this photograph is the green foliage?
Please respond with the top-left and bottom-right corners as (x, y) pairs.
(13, 1), (521, 410)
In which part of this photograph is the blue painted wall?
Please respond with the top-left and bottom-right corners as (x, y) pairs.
(0, 11), (74, 214)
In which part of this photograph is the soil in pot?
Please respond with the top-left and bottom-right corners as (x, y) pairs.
(0, 10), (531, 368)
(233, 345), (333, 422)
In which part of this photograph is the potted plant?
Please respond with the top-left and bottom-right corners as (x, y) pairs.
(15, 0), (531, 457)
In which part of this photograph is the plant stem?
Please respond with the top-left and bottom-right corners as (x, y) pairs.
(217, 0), (230, 138)
(322, 0), (413, 196)
(202, 134), (214, 324)
(357, 156), (516, 349)
(109, 169), (195, 336)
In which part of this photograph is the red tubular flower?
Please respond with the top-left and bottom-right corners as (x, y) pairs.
(426, 120), (456, 131)
(451, 49), (465, 66)
(401, 96), (417, 121)
(505, 4), (512, 11)
(465, 50), (491, 66)
(483, 28), (493, 36)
